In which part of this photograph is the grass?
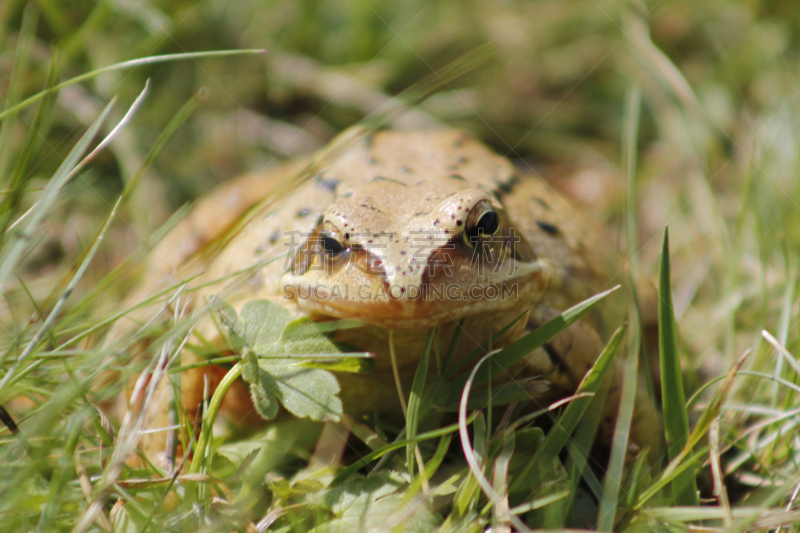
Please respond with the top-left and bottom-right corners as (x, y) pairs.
(3, 0), (800, 531)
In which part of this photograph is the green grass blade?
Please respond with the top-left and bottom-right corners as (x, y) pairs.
(658, 227), (698, 506)
(120, 85), (208, 207)
(598, 325), (640, 530)
(2, 49), (60, 234)
(406, 434), (452, 499)
(0, 196), (122, 396)
(510, 325), (626, 494)
(35, 412), (83, 533)
(406, 328), (435, 477)
(0, 97), (116, 294)
(0, 81), (149, 395)
(0, 49), (266, 123)
(441, 317), (466, 375)
(332, 413), (477, 485)
(450, 285), (621, 395)
(0, 4), (37, 184)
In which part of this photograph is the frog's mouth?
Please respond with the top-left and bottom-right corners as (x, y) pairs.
(281, 256), (549, 329)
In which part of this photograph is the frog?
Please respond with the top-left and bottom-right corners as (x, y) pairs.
(132, 128), (662, 466)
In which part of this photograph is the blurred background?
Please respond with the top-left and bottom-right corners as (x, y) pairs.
(2, 0), (800, 410)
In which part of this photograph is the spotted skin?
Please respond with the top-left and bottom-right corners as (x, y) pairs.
(138, 129), (662, 463)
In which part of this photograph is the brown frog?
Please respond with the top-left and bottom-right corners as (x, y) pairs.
(133, 128), (661, 464)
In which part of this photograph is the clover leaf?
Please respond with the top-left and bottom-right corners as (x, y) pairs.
(227, 299), (344, 422)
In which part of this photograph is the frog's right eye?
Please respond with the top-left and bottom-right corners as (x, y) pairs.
(319, 233), (346, 256)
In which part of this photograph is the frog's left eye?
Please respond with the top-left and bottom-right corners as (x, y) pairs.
(464, 202), (501, 247)
(319, 233), (346, 256)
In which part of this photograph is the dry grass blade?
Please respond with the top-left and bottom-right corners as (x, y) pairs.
(458, 349), (533, 533)
(709, 418), (732, 527)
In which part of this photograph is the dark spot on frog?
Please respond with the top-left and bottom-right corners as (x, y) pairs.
(399, 166), (413, 174)
(542, 342), (565, 370)
(372, 176), (407, 186)
(296, 208), (311, 219)
(456, 220), (463, 226)
(534, 197), (550, 210)
(268, 228), (281, 244)
(400, 250), (407, 255)
(452, 133), (469, 147)
(536, 220), (560, 236)
(433, 219), (440, 226)
(446, 165), (458, 171)
(449, 174), (465, 181)
(341, 192), (354, 199)
(496, 175), (519, 194)
(451, 214), (456, 219)
(457, 156), (468, 164)
(368, 157), (379, 165)
(317, 177), (341, 194)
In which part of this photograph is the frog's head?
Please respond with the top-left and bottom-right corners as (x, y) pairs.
(280, 131), (549, 328)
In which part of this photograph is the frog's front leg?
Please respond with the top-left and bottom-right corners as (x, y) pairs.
(524, 307), (664, 464)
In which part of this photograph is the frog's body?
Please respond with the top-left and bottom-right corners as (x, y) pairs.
(137, 129), (659, 462)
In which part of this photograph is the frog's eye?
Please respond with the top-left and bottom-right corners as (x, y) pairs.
(319, 232), (346, 256)
(463, 202), (501, 247)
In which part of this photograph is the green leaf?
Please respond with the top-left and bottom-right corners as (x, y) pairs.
(213, 419), (323, 500)
(308, 471), (441, 533)
(658, 228), (698, 506)
(233, 300), (345, 422)
(251, 359), (342, 421)
(282, 317), (368, 338)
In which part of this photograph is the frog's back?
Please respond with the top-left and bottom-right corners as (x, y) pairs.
(499, 175), (625, 331)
